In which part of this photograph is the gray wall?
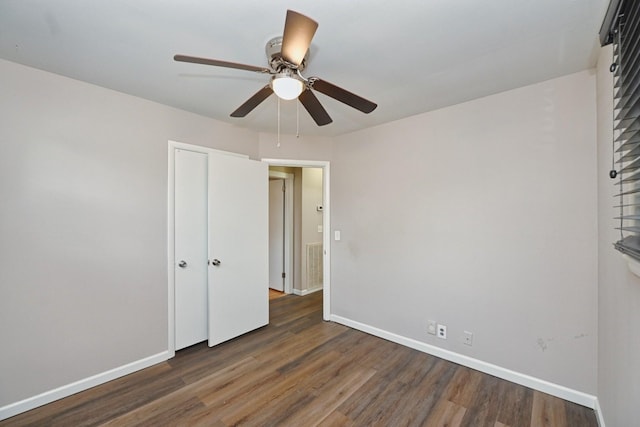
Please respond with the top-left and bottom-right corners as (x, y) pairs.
(0, 58), (258, 407)
(329, 70), (598, 394)
(596, 44), (640, 425)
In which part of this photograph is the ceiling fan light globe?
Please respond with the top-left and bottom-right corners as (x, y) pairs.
(271, 76), (303, 100)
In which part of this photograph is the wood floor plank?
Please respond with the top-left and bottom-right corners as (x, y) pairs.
(393, 351), (439, 388)
(313, 328), (385, 363)
(564, 399), (599, 427)
(269, 292), (322, 327)
(375, 358), (459, 427)
(284, 367), (377, 427)
(101, 396), (205, 427)
(494, 380), (534, 427)
(257, 344), (381, 426)
(317, 410), (354, 426)
(176, 405), (227, 427)
(228, 357), (376, 427)
(195, 361), (281, 408)
(218, 350), (342, 425)
(0, 362), (175, 427)
(374, 344), (430, 384)
(281, 310), (323, 334)
(101, 356), (259, 426)
(531, 391), (568, 427)
(424, 399), (467, 427)
(459, 374), (502, 427)
(175, 326), (292, 385)
(338, 349), (455, 426)
(347, 378), (412, 426)
(259, 322), (349, 370)
(21, 367), (185, 427)
(443, 366), (485, 408)
(360, 336), (414, 373)
(0, 293), (599, 427)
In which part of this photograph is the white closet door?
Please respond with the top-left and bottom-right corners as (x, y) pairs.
(208, 152), (268, 346)
(174, 149), (208, 350)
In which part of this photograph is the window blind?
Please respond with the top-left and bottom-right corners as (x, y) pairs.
(603, 0), (640, 260)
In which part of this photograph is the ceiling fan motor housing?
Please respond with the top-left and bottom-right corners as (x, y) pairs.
(266, 36), (308, 72)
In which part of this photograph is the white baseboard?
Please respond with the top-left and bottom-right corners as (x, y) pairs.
(0, 351), (170, 421)
(594, 398), (606, 427)
(1, 324), (602, 423)
(293, 286), (323, 296)
(330, 314), (598, 409)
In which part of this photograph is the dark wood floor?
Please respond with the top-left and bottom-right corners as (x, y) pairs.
(2, 292), (597, 426)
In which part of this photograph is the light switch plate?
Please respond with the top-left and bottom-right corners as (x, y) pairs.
(427, 320), (436, 335)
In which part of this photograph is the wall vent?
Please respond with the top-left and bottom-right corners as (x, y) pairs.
(306, 242), (323, 289)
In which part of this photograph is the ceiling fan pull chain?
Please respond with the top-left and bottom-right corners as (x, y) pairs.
(296, 100), (300, 138)
(277, 97), (281, 148)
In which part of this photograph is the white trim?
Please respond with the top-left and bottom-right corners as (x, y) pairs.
(262, 159), (331, 321)
(168, 140), (249, 159)
(293, 286), (323, 296)
(168, 140), (249, 356)
(594, 398), (606, 427)
(0, 351), (169, 421)
(167, 143), (176, 358)
(268, 170), (294, 295)
(330, 314), (598, 409)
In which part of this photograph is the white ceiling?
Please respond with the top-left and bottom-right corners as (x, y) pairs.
(0, 0), (609, 137)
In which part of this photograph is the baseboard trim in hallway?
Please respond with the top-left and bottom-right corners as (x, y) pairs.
(292, 286), (323, 296)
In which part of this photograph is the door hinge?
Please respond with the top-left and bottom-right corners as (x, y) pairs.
(282, 272), (286, 279)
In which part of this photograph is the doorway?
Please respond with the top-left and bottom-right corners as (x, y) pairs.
(268, 170), (294, 295)
(263, 159), (331, 321)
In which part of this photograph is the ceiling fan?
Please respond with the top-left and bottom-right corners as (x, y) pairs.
(174, 10), (377, 126)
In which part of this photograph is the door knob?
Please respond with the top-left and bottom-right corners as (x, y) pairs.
(178, 260), (187, 268)
(211, 259), (221, 266)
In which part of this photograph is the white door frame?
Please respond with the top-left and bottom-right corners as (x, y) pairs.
(262, 159), (331, 321)
(167, 140), (248, 357)
(268, 170), (294, 295)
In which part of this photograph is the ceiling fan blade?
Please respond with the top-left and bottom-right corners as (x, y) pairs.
(311, 79), (377, 114)
(281, 10), (318, 66)
(230, 86), (274, 117)
(174, 54), (271, 73)
(299, 89), (333, 126)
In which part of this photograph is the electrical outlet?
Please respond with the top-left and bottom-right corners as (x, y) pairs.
(437, 324), (447, 339)
(427, 320), (437, 335)
(463, 331), (473, 346)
